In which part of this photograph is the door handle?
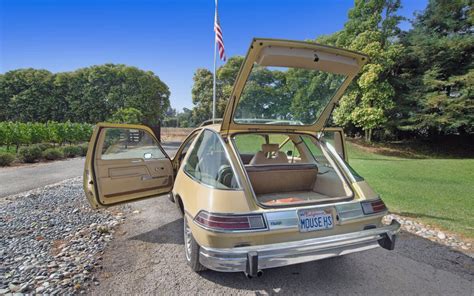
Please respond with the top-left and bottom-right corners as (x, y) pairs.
(131, 159), (143, 163)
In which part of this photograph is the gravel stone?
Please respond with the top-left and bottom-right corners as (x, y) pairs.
(383, 214), (471, 253)
(0, 177), (126, 294)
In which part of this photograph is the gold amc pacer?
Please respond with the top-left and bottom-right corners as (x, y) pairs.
(83, 38), (400, 278)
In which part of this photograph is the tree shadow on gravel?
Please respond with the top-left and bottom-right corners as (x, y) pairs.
(128, 218), (184, 245)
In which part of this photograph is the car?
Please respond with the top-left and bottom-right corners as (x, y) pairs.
(83, 38), (400, 278)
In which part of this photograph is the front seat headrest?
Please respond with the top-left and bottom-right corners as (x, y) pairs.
(262, 144), (279, 154)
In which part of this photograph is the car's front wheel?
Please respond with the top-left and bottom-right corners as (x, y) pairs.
(184, 216), (206, 272)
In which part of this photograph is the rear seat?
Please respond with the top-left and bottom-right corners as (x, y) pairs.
(245, 164), (318, 195)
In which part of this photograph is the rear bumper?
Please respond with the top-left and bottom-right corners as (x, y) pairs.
(199, 220), (400, 273)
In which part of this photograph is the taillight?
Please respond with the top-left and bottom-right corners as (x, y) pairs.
(361, 199), (387, 215)
(194, 211), (267, 231)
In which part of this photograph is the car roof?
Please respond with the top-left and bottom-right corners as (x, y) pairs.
(194, 123), (221, 133)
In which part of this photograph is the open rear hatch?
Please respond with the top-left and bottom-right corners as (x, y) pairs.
(221, 38), (368, 135)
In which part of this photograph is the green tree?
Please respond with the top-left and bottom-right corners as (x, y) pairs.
(109, 107), (144, 124)
(191, 56), (243, 123)
(0, 64), (170, 125)
(329, 0), (404, 142)
(0, 69), (58, 122)
(396, 0), (473, 137)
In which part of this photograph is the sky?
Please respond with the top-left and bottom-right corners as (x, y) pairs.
(1, 0), (428, 111)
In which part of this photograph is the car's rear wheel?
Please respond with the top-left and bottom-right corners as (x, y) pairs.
(184, 216), (206, 272)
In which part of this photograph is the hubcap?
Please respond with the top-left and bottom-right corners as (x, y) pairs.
(184, 217), (192, 261)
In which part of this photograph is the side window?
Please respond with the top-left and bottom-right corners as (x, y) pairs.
(322, 130), (346, 160)
(233, 134), (266, 154)
(178, 132), (198, 165)
(183, 130), (240, 189)
(301, 135), (331, 166)
(181, 133), (197, 155)
(101, 128), (166, 160)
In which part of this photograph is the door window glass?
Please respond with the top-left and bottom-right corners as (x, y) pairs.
(101, 128), (166, 160)
(183, 130), (240, 189)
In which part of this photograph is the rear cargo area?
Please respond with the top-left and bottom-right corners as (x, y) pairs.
(232, 132), (354, 207)
(245, 163), (352, 206)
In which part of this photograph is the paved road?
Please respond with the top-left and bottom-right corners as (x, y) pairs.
(0, 142), (180, 198)
(0, 158), (85, 198)
(91, 197), (473, 295)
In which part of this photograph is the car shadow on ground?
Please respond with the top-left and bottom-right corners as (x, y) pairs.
(128, 218), (184, 245)
(199, 255), (357, 293)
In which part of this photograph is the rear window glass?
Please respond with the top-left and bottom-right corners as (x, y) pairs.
(234, 64), (346, 125)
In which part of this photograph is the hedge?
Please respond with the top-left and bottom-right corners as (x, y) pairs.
(18, 145), (43, 163)
(0, 153), (15, 166)
(43, 148), (65, 160)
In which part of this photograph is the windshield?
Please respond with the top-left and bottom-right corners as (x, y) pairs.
(234, 64), (347, 125)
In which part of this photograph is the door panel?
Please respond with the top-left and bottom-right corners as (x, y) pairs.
(84, 123), (173, 208)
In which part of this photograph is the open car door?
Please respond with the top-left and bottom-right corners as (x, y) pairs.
(83, 123), (173, 208)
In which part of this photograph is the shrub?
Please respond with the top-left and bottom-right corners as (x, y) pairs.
(43, 148), (64, 160)
(18, 145), (43, 163)
(0, 153), (15, 166)
(37, 143), (54, 151)
(79, 143), (89, 156)
(62, 145), (82, 158)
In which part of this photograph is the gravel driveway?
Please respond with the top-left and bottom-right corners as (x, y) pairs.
(91, 197), (473, 295)
(0, 178), (126, 294)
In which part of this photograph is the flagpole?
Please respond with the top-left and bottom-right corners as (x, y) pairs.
(212, 1), (218, 124)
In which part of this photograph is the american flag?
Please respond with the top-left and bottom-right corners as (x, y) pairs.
(214, 0), (226, 61)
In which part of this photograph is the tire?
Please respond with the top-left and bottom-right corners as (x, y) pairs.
(183, 216), (207, 272)
(168, 192), (175, 203)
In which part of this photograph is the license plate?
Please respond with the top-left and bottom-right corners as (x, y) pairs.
(298, 208), (334, 232)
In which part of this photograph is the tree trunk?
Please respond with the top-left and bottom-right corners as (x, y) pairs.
(365, 129), (373, 143)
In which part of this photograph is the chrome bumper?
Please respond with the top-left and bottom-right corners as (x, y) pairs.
(199, 220), (400, 273)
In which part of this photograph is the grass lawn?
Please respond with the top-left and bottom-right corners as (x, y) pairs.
(347, 142), (474, 239)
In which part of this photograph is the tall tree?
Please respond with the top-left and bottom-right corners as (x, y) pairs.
(397, 0), (473, 137)
(329, 0), (404, 141)
(191, 56), (243, 123)
(0, 69), (58, 122)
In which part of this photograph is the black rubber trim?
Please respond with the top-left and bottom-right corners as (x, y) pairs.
(245, 163), (318, 172)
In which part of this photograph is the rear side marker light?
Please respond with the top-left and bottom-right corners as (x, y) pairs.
(194, 211), (267, 231)
(361, 199), (387, 215)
